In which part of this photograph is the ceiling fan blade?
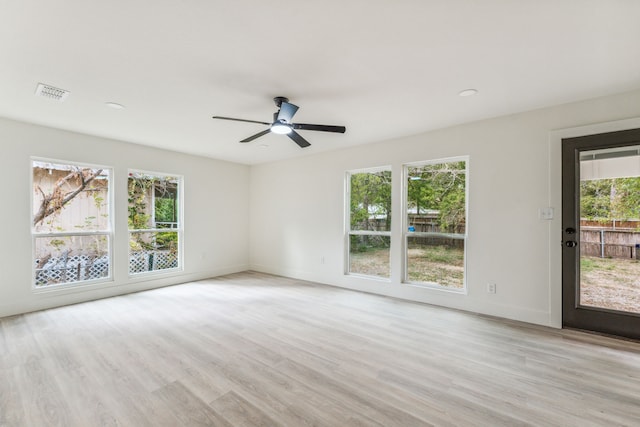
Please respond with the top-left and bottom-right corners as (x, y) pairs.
(212, 116), (270, 125)
(277, 102), (299, 123)
(240, 129), (271, 143)
(287, 130), (311, 148)
(293, 123), (346, 133)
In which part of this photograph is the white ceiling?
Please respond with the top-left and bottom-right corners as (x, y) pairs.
(1, 0), (639, 165)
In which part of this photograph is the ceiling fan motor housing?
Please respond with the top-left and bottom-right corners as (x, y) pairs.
(273, 96), (289, 108)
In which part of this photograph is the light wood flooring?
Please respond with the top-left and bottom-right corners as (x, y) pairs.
(2, 271), (640, 426)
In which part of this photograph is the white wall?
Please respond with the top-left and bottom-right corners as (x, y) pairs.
(5, 89), (640, 326)
(249, 89), (640, 327)
(0, 117), (250, 317)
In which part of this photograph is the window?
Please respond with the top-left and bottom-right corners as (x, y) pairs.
(32, 160), (112, 288)
(404, 158), (467, 290)
(346, 168), (392, 278)
(128, 171), (182, 275)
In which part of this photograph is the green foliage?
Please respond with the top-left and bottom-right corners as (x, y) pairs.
(128, 173), (179, 254)
(350, 170), (392, 231)
(581, 177), (640, 221)
(156, 232), (178, 252)
(407, 161), (466, 233)
(128, 176), (152, 230)
(155, 197), (177, 223)
(405, 244), (465, 287)
(49, 239), (66, 250)
(92, 194), (104, 210)
(349, 234), (389, 253)
(414, 244), (464, 265)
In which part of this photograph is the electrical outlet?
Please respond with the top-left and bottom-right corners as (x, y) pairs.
(487, 283), (496, 294)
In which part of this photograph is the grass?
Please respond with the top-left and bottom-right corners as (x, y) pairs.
(351, 249), (640, 309)
(407, 245), (464, 288)
(581, 257), (616, 273)
(350, 245), (464, 289)
(349, 247), (390, 278)
(580, 256), (640, 313)
(418, 245), (462, 264)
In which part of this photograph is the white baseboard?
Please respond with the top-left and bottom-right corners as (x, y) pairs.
(0, 264), (249, 318)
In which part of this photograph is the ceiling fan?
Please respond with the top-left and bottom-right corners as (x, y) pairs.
(212, 97), (346, 148)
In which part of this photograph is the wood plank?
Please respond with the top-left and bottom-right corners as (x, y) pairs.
(0, 367), (26, 427)
(152, 381), (233, 427)
(210, 390), (279, 427)
(2, 271), (640, 426)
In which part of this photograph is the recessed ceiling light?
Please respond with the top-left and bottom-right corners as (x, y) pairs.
(458, 89), (478, 97)
(105, 102), (125, 109)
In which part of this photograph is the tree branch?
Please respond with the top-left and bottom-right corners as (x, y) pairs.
(33, 168), (103, 226)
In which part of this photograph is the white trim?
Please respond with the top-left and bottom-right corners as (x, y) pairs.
(406, 232), (466, 239)
(30, 157), (114, 290)
(33, 231), (112, 237)
(404, 281), (467, 294)
(129, 229), (180, 233)
(401, 156), (469, 291)
(403, 155), (470, 168)
(127, 169), (184, 277)
(344, 166), (393, 278)
(32, 275), (113, 293)
(346, 164), (393, 175)
(348, 230), (392, 236)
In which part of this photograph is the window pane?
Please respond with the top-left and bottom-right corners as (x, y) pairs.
(33, 161), (110, 233)
(154, 183), (178, 226)
(350, 170), (391, 232)
(129, 231), (179, 274)
(34, 235), (109, 287)
(579, 147), (640, 314)
(349, 235), (390, 278)
(128, 172), (179, 230)
(407, 161), (466, 234)
(128, 171), (181, 275)
(407, 236), (464, 288)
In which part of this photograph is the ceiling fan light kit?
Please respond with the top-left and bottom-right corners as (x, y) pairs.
(270, 123), (292, 134)
(212, 97), (346, 148)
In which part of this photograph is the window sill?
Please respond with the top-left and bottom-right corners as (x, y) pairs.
(32, 277), (114, 295)
(403, 281), (468, 295)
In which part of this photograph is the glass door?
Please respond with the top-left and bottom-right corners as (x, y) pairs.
(562, 128), (640, 340)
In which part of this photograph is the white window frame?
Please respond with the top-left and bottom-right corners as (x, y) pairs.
(128, 169), (183, 276)
(345, 166), (392, 279)
(402, 156), (469, 292)
(31, 157), (114, 291)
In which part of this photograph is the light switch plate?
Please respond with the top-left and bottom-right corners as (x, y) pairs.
(539, 207), (554, 220)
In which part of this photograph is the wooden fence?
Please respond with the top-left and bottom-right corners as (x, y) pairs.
(580, 219), (640, 230)
(580, 228), (640, 259)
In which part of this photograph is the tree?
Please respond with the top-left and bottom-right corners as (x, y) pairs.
(33, 167), (104, 226)
(350, 171), (392, 231)
(350, 170), (392, 252)
(128, 173), (179, 253)
(612, 177), (640, 220)
(580, 177), (640, 221)
(580, 179), (613, 220)
(407, 161), (466, 233)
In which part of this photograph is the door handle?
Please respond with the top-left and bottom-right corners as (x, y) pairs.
(565, 241), (577, 248)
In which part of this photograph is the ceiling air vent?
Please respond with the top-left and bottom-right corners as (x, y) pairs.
(35, 83), (70, 102)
